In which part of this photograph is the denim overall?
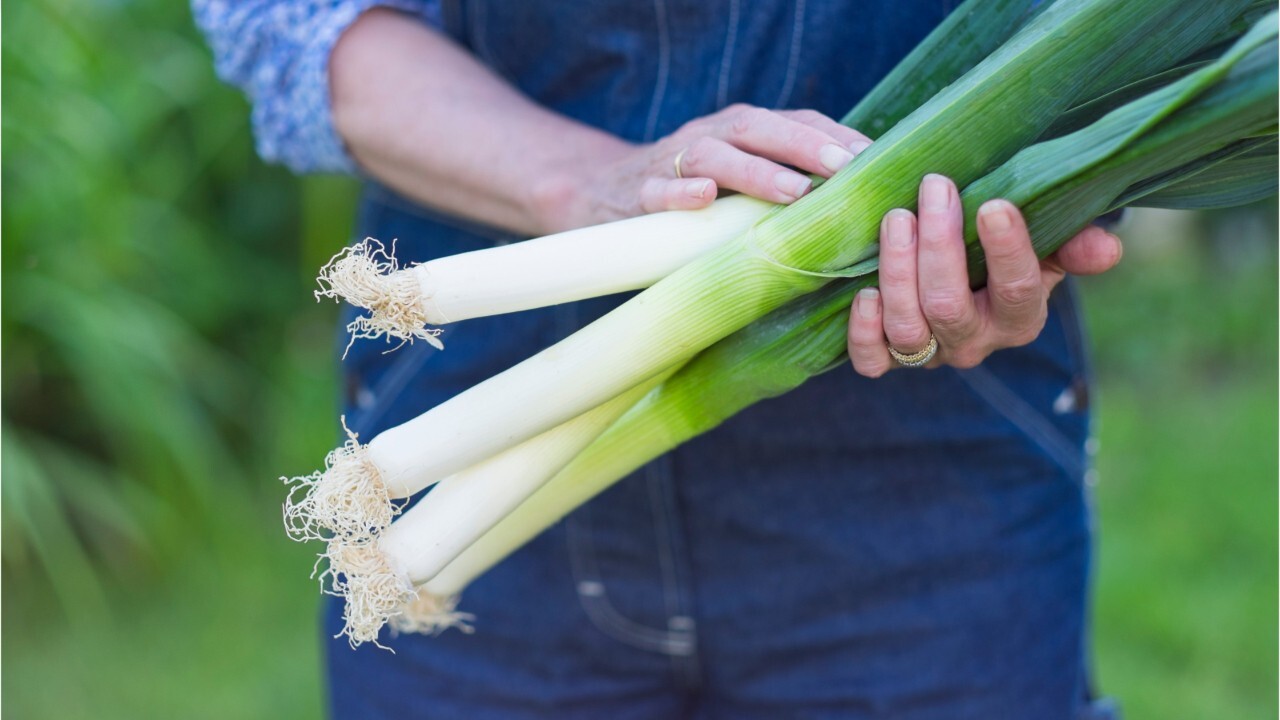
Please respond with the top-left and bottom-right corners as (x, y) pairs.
(327, 2), (1119, 718)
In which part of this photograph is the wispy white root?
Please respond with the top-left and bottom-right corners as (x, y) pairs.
(321, 541), (417, 650)
(316, 238), (443, 352)
(390, 589), (475, 637)
(282, 419), (400, 545)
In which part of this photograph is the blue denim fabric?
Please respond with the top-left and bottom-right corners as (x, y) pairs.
(326, 2), (1118, 718)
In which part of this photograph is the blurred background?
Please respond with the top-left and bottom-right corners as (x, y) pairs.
(2, 0), (1275, 718)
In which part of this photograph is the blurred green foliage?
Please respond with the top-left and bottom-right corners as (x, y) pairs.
(1081, 207), (1278, 718)
(0, 0), (1275, 718)
(2, 0), (347, 714)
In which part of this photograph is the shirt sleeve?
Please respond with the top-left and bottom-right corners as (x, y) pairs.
(192, 0), (441, 174)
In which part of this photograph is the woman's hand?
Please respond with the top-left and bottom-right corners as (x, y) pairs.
(331, 9), (872, 236)
(847, 174), (1123, 376)
(542, 104), (873, 230)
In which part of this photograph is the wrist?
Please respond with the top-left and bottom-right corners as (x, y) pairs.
(525, 136), (634, 234)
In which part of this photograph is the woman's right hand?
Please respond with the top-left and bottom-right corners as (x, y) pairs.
(538, 104), (874, 231)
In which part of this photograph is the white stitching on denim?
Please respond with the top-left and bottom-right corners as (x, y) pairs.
(1054, 280), (1102, 497)
(578, 593), (695, 655)
(566, 510), (695, 655)
(643, 0), (671, 142)
(773, 0), (806, 108)
(568, 519), (692, 652)
(715, 0), (741, 107)
(955, 365), (1085, 479)
(647, 455), (704, 686)
(647, 462), (683, 620)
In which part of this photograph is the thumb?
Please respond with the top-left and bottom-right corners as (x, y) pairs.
(1049, 225), (1124, 277)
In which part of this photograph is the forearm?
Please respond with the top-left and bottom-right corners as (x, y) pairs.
(330, 8), (630, 235)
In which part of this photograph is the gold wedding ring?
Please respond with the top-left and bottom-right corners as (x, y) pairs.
(888, 334), (938, 368)
(674, 148), (688, 179)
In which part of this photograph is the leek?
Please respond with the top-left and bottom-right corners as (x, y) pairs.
(314, 195), (773, 347)
(396, 16), (1278, 634)
(288, 0), (1250, 549)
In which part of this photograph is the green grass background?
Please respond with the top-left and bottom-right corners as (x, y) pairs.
(2, 0), (1275, 717)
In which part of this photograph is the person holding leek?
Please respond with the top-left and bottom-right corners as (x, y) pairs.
(197, 1), (1124, 717)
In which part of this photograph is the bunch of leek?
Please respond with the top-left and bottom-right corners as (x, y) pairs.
(284, 0), (1278, 647)
(399, 19), (1278, 636)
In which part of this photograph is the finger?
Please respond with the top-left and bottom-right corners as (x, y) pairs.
(976, 200), (1045, 332)
(777, 109), (874, 154)
(847, 288), (895, 378)
(916, 174), (981, 349)
(639, 177), (717, 213)
(715, 105), (857, 178)
(679, 136), (812, 203)
(1049, 225), (1123, 277)
(877, 209), (933, 353)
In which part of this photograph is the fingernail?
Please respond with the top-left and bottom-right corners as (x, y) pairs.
(774, 172), (812, 199)
(849, 138), (872, 155)
(920, 174), (951, 213)
(686, 179), (712, 199)
(885, 209), (914, 249)
(820, 143), (855, 173)
(857, 288), (879, 319)
(979, 201), (1013, 234)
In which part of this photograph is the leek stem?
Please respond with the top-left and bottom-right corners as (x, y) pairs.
(411, 21), (1278, 617)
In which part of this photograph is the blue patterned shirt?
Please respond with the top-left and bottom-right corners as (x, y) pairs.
(192, 0), (440, 174)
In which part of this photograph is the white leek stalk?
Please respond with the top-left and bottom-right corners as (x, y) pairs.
(316, 195), (773, 346)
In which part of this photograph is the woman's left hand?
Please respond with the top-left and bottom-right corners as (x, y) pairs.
(847, 174), (1123, 377)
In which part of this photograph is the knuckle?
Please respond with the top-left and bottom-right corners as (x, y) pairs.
(683, 138), (716, 170)
(782, 128), (815, 156)
(991, 276), (1042, 309)
(921, 291), (971, 329)
(728, 115), (753, 139)
(877, 246), (915, 279)
(916, 222), (953, 246)
(885, 319), (930, 349)
(878, 264), (913, 287)
(726, 106), (765, 138)
(983, 244), (1026, 269)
